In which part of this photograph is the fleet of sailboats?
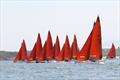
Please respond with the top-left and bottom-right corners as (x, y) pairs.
(14, 16), (117, 63)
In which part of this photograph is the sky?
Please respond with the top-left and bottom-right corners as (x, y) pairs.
(0, 0), (120, 51)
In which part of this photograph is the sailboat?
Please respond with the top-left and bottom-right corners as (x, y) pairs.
(46, 31), (54, 61)
(54, 36), (60, 60)
(36, 33), (42, 62)
(77, 16), (102, 62)
(28, 33), (43, 62)
(56, 44), (65, 61)
(89, 16), (102, 61)
(71, 35), (79, 59)
(37, 41), (46, 62)
(64, 35), (72, 61)
(77, 29), (93, 61)
(14, 40), (28, 62)
(28, 43), (36, 62)
(106, 43), (116, 59)
(77, 22), (95, 62)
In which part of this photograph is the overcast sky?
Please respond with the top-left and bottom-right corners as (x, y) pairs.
(0, 0), (120, 51)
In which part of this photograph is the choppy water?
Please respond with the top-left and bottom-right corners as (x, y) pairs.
(0, 57), (120, 80)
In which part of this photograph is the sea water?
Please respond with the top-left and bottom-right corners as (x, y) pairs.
(0, 57), (120, 80)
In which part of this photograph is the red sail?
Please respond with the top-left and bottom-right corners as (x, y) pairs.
(14, 40), (28, 62)
(77, 30), (93, 61)
(71, 35), (79, 59)
(89, 16), (102, 60)
(37, 41), (46, 62)
(28, 43), (36, 62)
(64, 35), (72, 61)
(28, 33), (42, 62)
(14, 47), (22, 62)
(106, 43), (116, 59)
(56, 44), (65, 61)
(46, 31), (54, 60)
(77, 22), (95, 61)
(21, 40), (28, 60)
(54, 36), (60, 59)
(43, 41), (47, 60)
(36, 33), (42, 61)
